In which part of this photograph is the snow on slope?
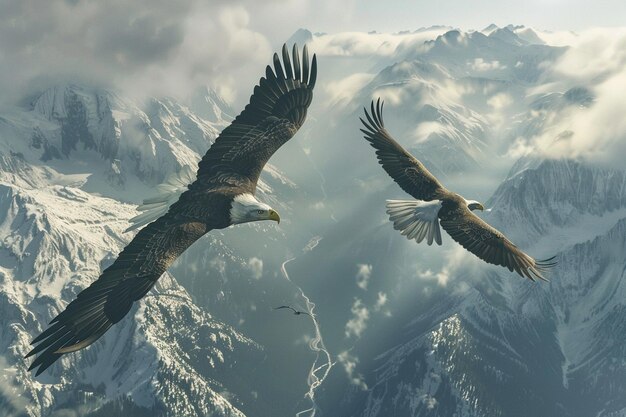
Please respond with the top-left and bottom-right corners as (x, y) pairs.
(0, 84), (294, 416)
(362, 59), (490, 172)
(488, 159), (626, 247)
(0, 179), (261, 416)
(297, 26), (626, 417)
(2, 24), (625, 417)
(334, 159), (626, 417)
(283, 26), (626, 417)
(308, 26), (568, 191)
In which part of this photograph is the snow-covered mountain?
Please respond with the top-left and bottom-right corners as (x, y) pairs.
(0, 164), (261, 417)
(0, 83), (312, 417)
(2, 24), (625, 417)
(275, 26), (625, 417)
(302, 25), (568, 196)
(326, 159), (626, 417)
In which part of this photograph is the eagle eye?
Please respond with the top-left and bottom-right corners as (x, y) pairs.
(256, 209), (265, 215)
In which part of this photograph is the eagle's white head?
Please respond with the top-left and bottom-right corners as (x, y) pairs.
(230, 193), (281, 225)
(465, 199), (485, 211)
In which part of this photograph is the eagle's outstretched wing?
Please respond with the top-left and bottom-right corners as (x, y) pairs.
(27, 44), (318, 376)
(26, 210), (208, 376)
(360, 99), (446, 201)
(439, 208), (557, 281)
(192, 44), (317, 193)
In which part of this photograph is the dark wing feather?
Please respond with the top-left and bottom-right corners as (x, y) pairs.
(26, 213), (208, 376)
(360, 98), (446, 201)
(439, 208), (556, 281)
(193, 44), (317, 193)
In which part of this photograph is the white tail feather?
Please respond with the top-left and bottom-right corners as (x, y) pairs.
(386, 199), (443, 246)
(125, 165), (197, 233)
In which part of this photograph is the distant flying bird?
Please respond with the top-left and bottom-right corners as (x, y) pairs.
(274, 306), (311, 316)
(360, 99), (555, 281)
(26, 44), (317, 376)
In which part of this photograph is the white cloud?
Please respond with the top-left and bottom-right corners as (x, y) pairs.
(210, 257), (227, 275)
(423, 395), (438, 410)
(552, 28), (626, 82)
(485, 92), (514, 127)
(5, 0), (425, 108)
(506, 136), (536, 159)
(0, 1), (279, 106)
(312, 201), (326, 210)
(373, 291), (388, 312)
(417, 268), (451, 286)
(514, 28), (626, 169)
(487, 92), (513, 110)
(324, 73), (375, 106)
(414, 121), (448, 143)
(345, 298), (369, 338)
(247, 257), (263, 280)
(372, 85), (409, 106)
(337, 350), (368, 390)
(355, 264), (372, 290)
(532, 28), (580, 47)
(309, 29), (447, 58)
(2, 0), (366, 106)
(416, 246), (476, 287)
(468, 58), (505, 72)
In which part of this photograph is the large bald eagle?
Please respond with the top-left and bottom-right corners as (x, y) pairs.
(26, 44), (317, 376)
(360, 99), (555, 281)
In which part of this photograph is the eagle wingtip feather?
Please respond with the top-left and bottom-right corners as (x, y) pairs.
(309, 54), (317, 88)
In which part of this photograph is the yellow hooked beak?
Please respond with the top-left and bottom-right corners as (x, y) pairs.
(269, 210), (280, 224)
(468, 201), (485, 212)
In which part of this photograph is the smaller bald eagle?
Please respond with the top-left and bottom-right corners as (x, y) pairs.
(360, 99), (556, 281)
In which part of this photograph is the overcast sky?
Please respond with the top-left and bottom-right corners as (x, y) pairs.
(1, 0), (624, 106)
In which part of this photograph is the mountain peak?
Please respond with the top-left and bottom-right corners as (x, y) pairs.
(32, 83), (120, 121)
(286, 28), (313, 47)
(415, 25), (453, 33)
(3, 82), (232, 190)
(482, 23), (500, 34)
(443, 29), (462, 40)
(513, 26), (546, 45)
(488, 27), (528, 46)
(189, 86), (234, 124)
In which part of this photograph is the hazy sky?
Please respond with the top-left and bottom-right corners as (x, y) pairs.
(1, 0), (624, 106)
(346, 0), (626, 33)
